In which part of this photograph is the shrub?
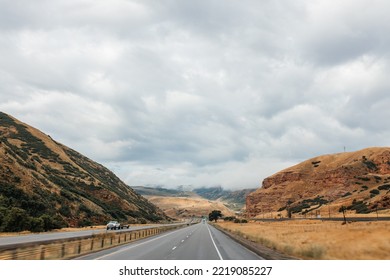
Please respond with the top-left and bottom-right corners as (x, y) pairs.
(301, 245), (326, 259)
(1, 207), (31, 232)
(40, 214), (67, 231)
(370, 189), (380, 198)
(345, 200), (370, 214)
(374, 176), (382, 181)
(378, 184), (390, 191)
(357, 177), (370, 181)
(342, 192), (352, 197)
(234, 219), (247, 223)
(59, 204), (72, 216)
(78, 219), (92, 227)
(363, 160), (378, 171)
(29, 217), (44, 232)
(370, 189), (380, 195)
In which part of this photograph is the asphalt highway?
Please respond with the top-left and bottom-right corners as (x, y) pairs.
(0, 223), (186, 246)
(76, 222), (263, 260)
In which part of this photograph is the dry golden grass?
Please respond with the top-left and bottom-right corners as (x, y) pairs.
(216, 220), (390, 260)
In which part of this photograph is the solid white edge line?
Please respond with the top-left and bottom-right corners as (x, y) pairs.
(206, 223), (223, 260)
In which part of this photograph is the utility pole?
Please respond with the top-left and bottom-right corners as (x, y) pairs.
(376, 205), (379, 220)
(341, 206), (347, 224)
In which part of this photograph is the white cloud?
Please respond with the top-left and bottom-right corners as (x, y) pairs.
(1, 0), (390, 189)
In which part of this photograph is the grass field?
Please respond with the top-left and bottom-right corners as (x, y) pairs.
(216, 220), (390, 259)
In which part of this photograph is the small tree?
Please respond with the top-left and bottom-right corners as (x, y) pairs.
(208, 210), (222, 222)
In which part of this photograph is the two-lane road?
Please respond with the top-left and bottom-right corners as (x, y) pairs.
(77, 222), (263, 260)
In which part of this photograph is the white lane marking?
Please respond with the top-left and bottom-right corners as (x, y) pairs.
(93, 229), (184, 260)
(172, 246), (177, 250)
(206, 224), (223, 260)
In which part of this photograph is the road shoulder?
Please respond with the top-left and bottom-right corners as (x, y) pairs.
(210, 224), (299, 260)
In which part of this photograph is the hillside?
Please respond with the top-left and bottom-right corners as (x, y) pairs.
(134, 185), (255, 211)
(145, 196), (235, 219)
(0, 112), (168, 232)
(132, 186), (193, 197)
(247, 147), (390, 218)
(194, 186), (256, 210)
(134, 185), (255, 218)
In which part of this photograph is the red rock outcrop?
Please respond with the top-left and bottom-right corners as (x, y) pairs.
(246, 147), (390, 217)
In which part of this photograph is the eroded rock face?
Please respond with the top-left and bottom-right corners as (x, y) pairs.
(246, 147), (390, 217)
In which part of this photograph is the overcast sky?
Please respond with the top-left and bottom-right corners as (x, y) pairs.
(1, 0), (390, 190)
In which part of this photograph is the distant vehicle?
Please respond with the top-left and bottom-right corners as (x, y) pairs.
(106, 221), (120, 230)
(106, 221), (130, 230)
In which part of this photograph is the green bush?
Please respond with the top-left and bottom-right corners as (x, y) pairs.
(370, 189), (380, 198)
(78, 219), (92, 227)
(59, 205), (72, 216)
(40, 214), (67, 231)
(233, 219), (248, 223)
(378, 184), (390, 191)
(370, 189), (380, 195)
(1, 207), (31, 232)
(344, 200), (370, 214)
(29, 217), (44, 232)
(363, 160), (378, 171)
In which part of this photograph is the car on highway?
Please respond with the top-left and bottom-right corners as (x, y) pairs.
(106, 221), (120, 230)
(106, 221), (130, 230)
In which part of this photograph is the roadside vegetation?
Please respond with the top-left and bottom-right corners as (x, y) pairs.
(216, 220), (390, 259)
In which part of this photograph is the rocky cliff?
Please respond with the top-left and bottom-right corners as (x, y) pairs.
(246, 147), (390, 217)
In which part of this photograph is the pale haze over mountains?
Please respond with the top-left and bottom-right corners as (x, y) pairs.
(1, 1), (390, 189)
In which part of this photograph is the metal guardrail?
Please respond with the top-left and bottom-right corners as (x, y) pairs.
(0, 225), (184, 260)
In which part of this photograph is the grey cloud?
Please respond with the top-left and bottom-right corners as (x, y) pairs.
(1, 0), (390, 189)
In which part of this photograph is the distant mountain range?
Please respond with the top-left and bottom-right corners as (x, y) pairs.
(133, 185), (257, 217)
(0, 112), (168, 232)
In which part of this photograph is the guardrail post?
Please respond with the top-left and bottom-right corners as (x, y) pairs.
(61, 244), (66, 258)
(78, 241), (81, 254)
(40, 246), (45, 260)
(90, 239), (94, 251)
(101, 238), (104, 248)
